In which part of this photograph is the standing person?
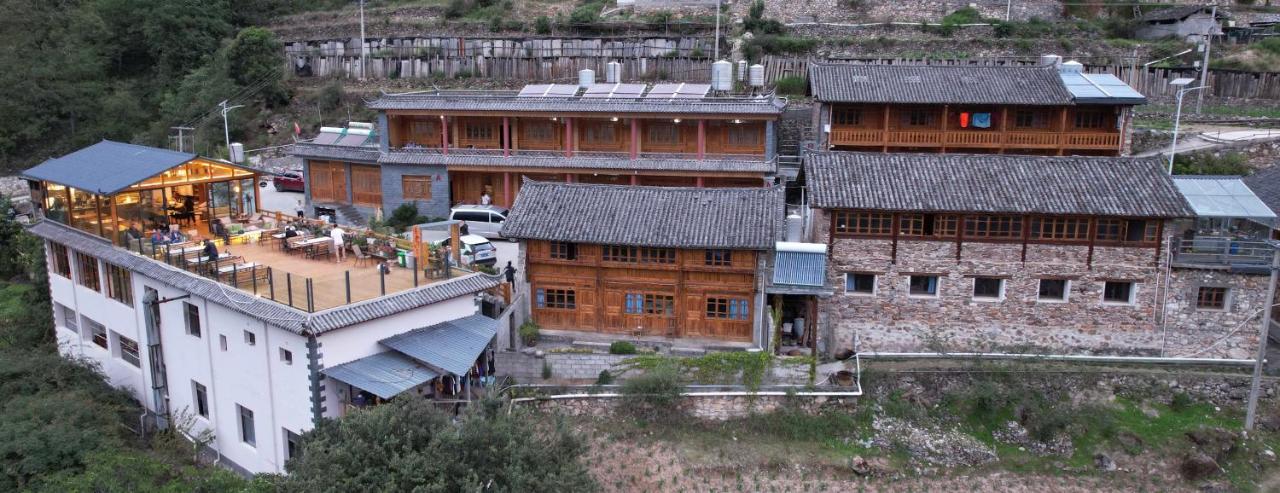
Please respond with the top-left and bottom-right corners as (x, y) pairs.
(458, 220), (469, 236)
(503, 261), (516, 284)
(330, 225), (346, 263)
(295, 198), (305, 219)
(480, 191), (492, 206)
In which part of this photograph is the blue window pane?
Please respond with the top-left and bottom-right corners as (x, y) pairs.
(536, 289), (545, 308)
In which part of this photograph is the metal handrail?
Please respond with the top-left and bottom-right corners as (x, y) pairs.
(1171, 236), (1274, 266)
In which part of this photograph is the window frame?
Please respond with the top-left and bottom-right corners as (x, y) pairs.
(971, 277), (1005, 301)
(907, 275), (940, 298)
(704, 249), (733, 267)
(193, 381), (209, 418)
(238, 405), (256, 447)
(83, 316), (108, 349)
(832, 107), (863, 126)
(726, 124), (763, 147)
(184, 302), (201, 338)
(535, 288), (577, 310)
(279, 347), (293, 365)
(114, 332), (141, 367)
(49, 242), (72, 278)
(401, 175), (432, 201)
(549, 241), (578, 261)
(104, 263), (134, 306)
(624, 293), (675, 316)
(1029, 216), (1090, 243)
(705, 297), (750, 320)
(962, 215), (1023, 240)
(898, 213), (958, 239)
(832, 211), (894, 237)
(244, 330), (257, 346)
(1195, 286), (1229, 311)
(1037, 279), (1070, 303)
(1101, 281), (1137, 305)
(645, 122), (681, 146)
(74, 252), (101, 291)
(845, 272), (877, 296)
(1073, 109), (1108, 129)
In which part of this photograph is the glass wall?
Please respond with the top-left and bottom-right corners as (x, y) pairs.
(44, 183), (68, 224)
(67, 187), (102, 236)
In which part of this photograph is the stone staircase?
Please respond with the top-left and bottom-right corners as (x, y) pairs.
(334, 203), (368, 228)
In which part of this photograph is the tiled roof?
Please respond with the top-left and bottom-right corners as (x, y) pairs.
(366, 92), (786, 116)
(1244, 166), (1280, 216)
(380, 148), (775, 174)
(501, 181), (783, 249)
(22, 141), (198, 195)
(290, 143), (381, 163)
(26, 220), (500, 335)
(807, 63), (1075, 105)
(804, 151), (1193, 217)
(1139, 5), (1214, 22)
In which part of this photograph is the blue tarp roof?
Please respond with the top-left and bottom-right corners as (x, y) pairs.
(321, 351), (439, 399)
(21, 140), (198, 195)
(1174, 176), (1278, 223)
(1060, 71), (1147, 105)
(380, 314), (497, 376)
(772, 242), (827, 288)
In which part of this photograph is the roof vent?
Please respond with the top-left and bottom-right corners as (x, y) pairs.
(1060, 60), (1084, 74)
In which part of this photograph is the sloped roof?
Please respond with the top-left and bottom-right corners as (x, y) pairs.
(380, 148), (775, 174)
(804, 152), (1193, 217)
(291, 142), (382, 163)
(1174, 176), (1277, 222)
(321, 351), (438, 399)
(1244, 166), (1280, 216)
(500, 181), (783, 249)
(22, 141), (199, 195)
(379, 314), (497, 376)
(807, 63), (1075, 105)
(26, 220), (500, 334)
(367, 91), (785, 116)
(1139, 5), (1216, 22)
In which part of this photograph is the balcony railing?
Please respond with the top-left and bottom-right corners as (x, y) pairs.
(1171, 237), (1275, 270)
(829, 127), (1120, 150)
(387, 145), (767, 162)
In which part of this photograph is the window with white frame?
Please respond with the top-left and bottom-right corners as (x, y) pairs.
(845, 273), (876, 295)
(1102, 281), (1136, 305)
(971, 277), (1004, 300)
(1037, 279), (1069, 302)
(83, 316), (107, 349)
(112, 331), (141, 367)
(238, 404), (256, 446)
(908, 275), (939, 297)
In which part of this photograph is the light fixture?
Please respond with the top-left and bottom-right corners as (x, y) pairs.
(550, 117), (558, 121)
(673, 118), (682, 123)
(732, 119), (743, 124)
(610, 116), (619, 122)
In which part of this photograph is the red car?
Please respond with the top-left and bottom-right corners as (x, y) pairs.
(262, 172), (305, 192)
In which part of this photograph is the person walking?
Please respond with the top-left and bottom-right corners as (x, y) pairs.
(330, 225), (346, 263)
(503, 261), (516, 284)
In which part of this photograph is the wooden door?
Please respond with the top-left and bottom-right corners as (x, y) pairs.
(350, 165), (382, 206)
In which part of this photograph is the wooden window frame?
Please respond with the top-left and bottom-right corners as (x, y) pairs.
(523, 121), (556, 143)
(104, 263), (133, 306)
(1094, 218), (1159, 246)
(582, 122), (618, 146)
(1073, 109), (1108, 129)
(1029, 216), (1090, 242)
(625, 293), (675, 316)
(832, 107), (863, 126)
(401, 175), (432, 201)
(75, 252), (100, 291)
(645, 123), (681, 146)
(602, 245), (637, 263)
(549, 241), (578, 260)
(1196, 286), (1229, 310)
(726, 124), (763, 147)
(535, 288), (576, 310)
(833, 211), (894, 237)
(49, 242), (71, 278)
(1013, 110), (1051, 130)
(898, 213), (958, 239)
(640, 247), (676, 264)
(704, 249), (732, 266)
(963, 215), (1023, 241)
(903, 109), (935, 127)
(705, 297), (750, 320)
(184, 302), (201, 338)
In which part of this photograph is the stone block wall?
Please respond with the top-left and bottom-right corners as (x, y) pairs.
(496, 351), (633, 382)
(528, 394), (858, 421)
(378, 163), (451, 219)
(813, 211), (1264, 360)
(738, 0), (1061, 25)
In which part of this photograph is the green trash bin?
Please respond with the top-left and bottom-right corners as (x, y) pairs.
(396, 249), (408, 268)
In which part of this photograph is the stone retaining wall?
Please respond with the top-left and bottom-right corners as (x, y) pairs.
(527, 393), (858, 420)
(497, 350), (633, 382)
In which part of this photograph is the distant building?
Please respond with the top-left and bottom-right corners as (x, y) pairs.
(807, 60), (1145, 156)
(1135, 5), (1224, 42)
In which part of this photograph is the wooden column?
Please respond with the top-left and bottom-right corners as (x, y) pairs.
(94, 194), (105, 239)
(890, 212), (899, 265)
(696, 176), (704, 187)
(451, 117), (460, 149)
(955, 214), (965, 261)
(503, 172), (511, 207)
(630, 175), (638, 186)
(1058, 108), (1069, 156)
(565, 174), (574, 183)
(1020, 214), (1030, 263)
(564, 118), (574, 157)
(511, 118), (520, 151)
(940, 105), (949, 154)
(502, 117), (510, 158)
(999, 107), (1009, 154)
(440, 116), (449, 156)
(1154, 220), (1165, 265)
(696, 120), (706, 160)
(630, 119), (639, 159)
(108, 196), (119, 245)
(882, 104), (891, 152)
(1086, 217), (1097, 269)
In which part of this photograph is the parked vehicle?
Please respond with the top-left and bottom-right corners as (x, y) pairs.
(431, 234), (497, 267)
(448, 204), (511, 240)
(260, 172), (305, 192)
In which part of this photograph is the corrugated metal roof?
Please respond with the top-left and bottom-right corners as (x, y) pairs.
(772, 250), (826, 288)
(1174, 176), (1278, 222)
(500, 181), (784, 249)
(379, 314), (497, 376)
(805, 152), (1193, 217)
(322, 351), (439, 399)
(22, 140), (199, 195)
(1060, 71), (1147, 105)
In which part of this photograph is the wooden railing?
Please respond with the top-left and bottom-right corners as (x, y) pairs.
(830, 126), (1120, 150)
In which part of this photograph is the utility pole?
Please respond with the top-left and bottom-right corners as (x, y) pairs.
(1196, 5), (1216, 115)
(219, 100), (244, 160)
(1246, 244), (1280, 430)
(1006, 0), (1012, 22)
(359, 0), (367, 80)
(170, 126), (194, 152)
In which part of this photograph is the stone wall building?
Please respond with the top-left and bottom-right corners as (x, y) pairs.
(804, 151), (1271, 361)
(1135, 6), (1224, 42)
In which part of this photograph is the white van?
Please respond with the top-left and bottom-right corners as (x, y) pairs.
(449, 204), (511, 240)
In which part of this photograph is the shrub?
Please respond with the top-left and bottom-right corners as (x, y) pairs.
(1171, 391), (1194, 412)
(1173, 152), (1251, 176)
(1259, 37), (1280, 56)
(444, 0), (468, 19)
(596, 369), (614, 385)
(519, 321), (540, 347)
(534, 15), (552, 34)
(385, 202), (427, 233)
(746, 35), (817, 56)
(609, 341), (637, 355)
(620, 361), (684, 420)
(569, 1), (604, 25)
(774, 75), (807, 96)
(743, 0), (785, 35)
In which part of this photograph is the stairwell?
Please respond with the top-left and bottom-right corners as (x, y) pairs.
(334, 203), (368, 228)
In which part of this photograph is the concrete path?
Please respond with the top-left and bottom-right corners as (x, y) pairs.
(1135, 127), (1280, 158)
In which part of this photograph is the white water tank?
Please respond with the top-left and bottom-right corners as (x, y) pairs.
(711, 60), (733, 91)
(606, 61), (622, 83)
(229, 143), (245, 163)
(1039, 54), (1062, 68)
(578, 68), (595, 88)
(1061, 60), (1084, 73)
(786, 214), (803, 242)
(737, 60), (748, 81)
(749, 64), (765, 87)
(348, 121), (375, 130)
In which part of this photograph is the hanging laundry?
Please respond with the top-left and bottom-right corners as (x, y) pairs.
(972, 113), (992, 128)
(959, 112), (970, 128)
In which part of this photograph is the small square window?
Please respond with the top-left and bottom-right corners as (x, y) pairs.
(244, 330), (256, 346)
(1196, 286), (1229, 310)
(83, 317), (108, 349)
(1038, 279), (1069, 302)
(972, 277), (1004, 300)
(193, 381), (209, 418)
(184, 303), (201, 338)
(1103, 281), (1136, 305)
(845, 273), (876, 295)
(113, 332), (141, 367)
(238, 405), (256, 447)
(908, 275), (939, 297)
(280, 348), (293, 365)
(219, 334), (228, 351)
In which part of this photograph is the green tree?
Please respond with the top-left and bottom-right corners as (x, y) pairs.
(276, 398), (597, 492)
(227, 27), (287, 106)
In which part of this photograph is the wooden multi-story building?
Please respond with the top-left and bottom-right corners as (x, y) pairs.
(291, 82), (785, 222)
(501, 181), (783, 344)
(804, 151), (1272, 361)
(807, 60), (1145, 156)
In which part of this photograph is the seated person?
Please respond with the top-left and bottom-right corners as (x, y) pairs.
(124, 223), (143, 244)
(202, 238), (219, 261)
(167, 229), (186, 244)
(150, 228), (168, 246)
(211, 218), (230, 244)
(283, 225), (299, 249)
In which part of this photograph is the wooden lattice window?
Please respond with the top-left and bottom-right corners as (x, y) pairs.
(963, 215), (1023, 240)
(640, 247), (676, 264)
(583, 123), (616, 145)
(1030, 216), (1090, 241)
(1074, 110), (1107, 129)
(549, 241), (577, 260)
(603, 245), (637, 263)
(833, 108), (862, 126)
(899, 214), (958, 238)
(833, 211), (893, 236)
(523, 121), (555, 142)
(727, 124), (762, 147)
(904, 109), (934, 127)
(1095, 218), (1158, 244)
(49, 242), (71, 278)
(646, 123), (680, 145)
(625, 293), (675, 315)
(705, 297), (750, 320)
(536, 288), (576, 309)
(705, 249), (732, 266)
(402, 176), (432, 200)
(1196, 286), (1228, 310)
(464, 123), (495, 141)
(1013, 110), (1051, 129)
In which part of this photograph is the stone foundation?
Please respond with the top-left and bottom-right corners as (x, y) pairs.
(527, 393), (858, 420)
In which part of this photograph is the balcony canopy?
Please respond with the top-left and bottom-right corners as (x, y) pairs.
(322, 351), (439, 400)
(1173, 176), (1277, 224)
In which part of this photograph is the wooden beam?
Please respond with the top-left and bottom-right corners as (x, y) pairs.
(1020, 214), (1029, 263)
(1153, 220), (1164, 265)
(940, 105), (949, 154)
(999, 107), (1009, 155)
(1086, 217), (1096, 270)
(630, 118), (639, 159)
(955, 214), (964, 261)
(1058, 107), (1068, 156)
(696, 120), (706, 160)
(890, 212), (899, 265)
(441, 116), (449, 156)
(882, 104), (891, 152)
(503, 172), (511, 207)
(502, 117), (510, 158)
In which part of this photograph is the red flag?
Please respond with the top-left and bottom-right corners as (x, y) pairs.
(294, 122), (302, 135)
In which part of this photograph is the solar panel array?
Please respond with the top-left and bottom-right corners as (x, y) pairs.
(644, 83), (710, 100)
(583, 83), (646, 99)
(517, 84), (580, 97)
(312, 131), (343, 145)
(515, 82), (714, 100)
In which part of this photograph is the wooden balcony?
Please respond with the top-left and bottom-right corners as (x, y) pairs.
(830, 126), (1121, 152)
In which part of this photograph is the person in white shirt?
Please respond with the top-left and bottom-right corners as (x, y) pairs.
(480, 192), (492, 206)
(330, 226), (346, 263)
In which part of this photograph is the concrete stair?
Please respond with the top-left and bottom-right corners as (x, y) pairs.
(334, 203), (368, 228)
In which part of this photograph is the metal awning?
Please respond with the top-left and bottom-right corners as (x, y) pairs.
(321, 351), (439, 400)
(379, 314), (497, 376)
(1174, 176), (1278, 223)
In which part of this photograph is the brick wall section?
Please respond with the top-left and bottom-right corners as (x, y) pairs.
(813, 210), (1262, 360)
(497, 351), (633, 383)
(378, 164), (451, 219)
(1161, 268), (1268, 359)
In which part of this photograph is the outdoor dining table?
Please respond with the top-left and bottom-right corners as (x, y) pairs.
(296, 237), (332, 259)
